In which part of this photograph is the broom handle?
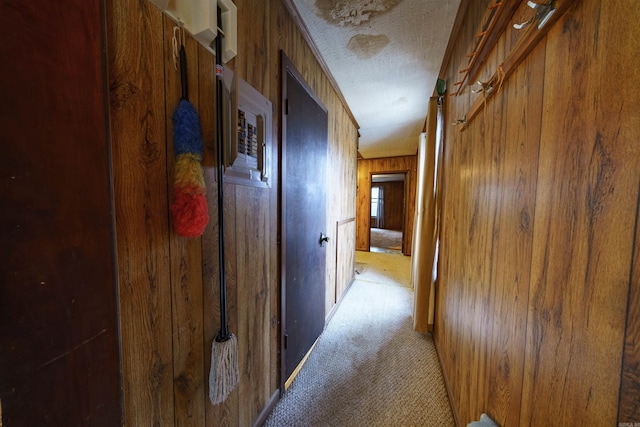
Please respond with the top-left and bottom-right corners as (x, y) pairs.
(215, 6), (230, 342)
(180, 44), (188, 100)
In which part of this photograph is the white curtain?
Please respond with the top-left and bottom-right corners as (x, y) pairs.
(377, 186), (384, 229)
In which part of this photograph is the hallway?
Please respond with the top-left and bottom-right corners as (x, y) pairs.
(265, 251), (454, 426)
(3, 1), (637, 424)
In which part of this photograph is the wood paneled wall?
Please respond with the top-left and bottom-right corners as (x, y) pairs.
(357, 156), (417, 255)
(325, 102), (359, 312)
(334, 218), (357, 310)
(373, 181), (405, 230)
(435, 0), (640, 425)
(106, 0), (358, 425)
(621, 206), (640, 422)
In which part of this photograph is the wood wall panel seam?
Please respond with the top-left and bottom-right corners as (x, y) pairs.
(439, 0), (473, 80)
(337, 217), (356, 226)
(164, 17), (208, 425)
(618, 178), (640, 423)
(109, 1), (175, 425)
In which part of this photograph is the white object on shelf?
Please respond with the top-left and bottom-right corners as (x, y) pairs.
(149, 0), (237, 63)
(218, 0), (237, 63)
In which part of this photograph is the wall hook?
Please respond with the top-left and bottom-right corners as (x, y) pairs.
(471, 80), (494, 95)
(513, 17), (534, 30)
(452, 116), (466, 126)
(171, 24), (185, 71)
(513, 0), (556, 30)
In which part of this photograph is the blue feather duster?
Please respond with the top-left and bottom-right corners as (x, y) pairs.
(172, 99), (204, 156)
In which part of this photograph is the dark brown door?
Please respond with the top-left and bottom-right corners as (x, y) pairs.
(281, 54), (328, 384)
(0, 1), (122, 424)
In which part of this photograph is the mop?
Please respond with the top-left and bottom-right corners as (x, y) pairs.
(208, 7), (239, 405)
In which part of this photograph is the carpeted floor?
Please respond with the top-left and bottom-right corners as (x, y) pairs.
(354, 251), (412, 289)
(370, 227), (403, 253)
(264, 251), (455, 427)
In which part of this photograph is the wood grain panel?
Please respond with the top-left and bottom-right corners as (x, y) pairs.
(438, 0), (516, 423)
(434, 4), (492, 424)
(325, 103), (358, 313)
(217, 182), (242, 425)
(602, 1), (640, 417)
(374, 181), (404, 231)
(163, 20), (206, 426)
(434, 0), (473, 397)
(456, 24), (511, 423)
(266, 24), (280, 399)
(483, 40), (544, 427)
(108, 0), (359, 424)
(335, 219), (356, 305)
(234, 0), (270, 95)
(435, 0), (640, 425)
(325, 105), (359, 312)
(195, 36), (229, 427)
(107, 2), (175, 425)
(620, 189), (640, 423)
(234, 184), (272, 425)
(521, 0), (640, 424)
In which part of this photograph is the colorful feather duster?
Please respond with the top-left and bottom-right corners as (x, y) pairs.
(170, 43), (209, 237)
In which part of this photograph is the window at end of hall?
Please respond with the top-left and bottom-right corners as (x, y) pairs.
(371, 187), (379, 217)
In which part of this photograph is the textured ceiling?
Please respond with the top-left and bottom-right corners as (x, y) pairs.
(290, 0), (461, 159)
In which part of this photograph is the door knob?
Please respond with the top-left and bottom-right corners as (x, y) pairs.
(319, 232), (329, 247)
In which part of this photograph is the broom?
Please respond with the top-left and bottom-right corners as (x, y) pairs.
(208, 7), (239, 405)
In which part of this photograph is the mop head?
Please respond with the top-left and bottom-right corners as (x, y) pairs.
(209, 333), (239, 405)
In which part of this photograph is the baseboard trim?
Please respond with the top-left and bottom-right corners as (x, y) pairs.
(433, 335), (461, 427)
(284, 337), (319, 389)
(252, 389), (280, 427)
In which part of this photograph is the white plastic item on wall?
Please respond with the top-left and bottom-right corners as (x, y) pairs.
(149, 0), (237, 63)
(217, 0), (237, 63)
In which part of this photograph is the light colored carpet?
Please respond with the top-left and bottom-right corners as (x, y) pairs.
(264, 252), (454, 427)
(354, 251), (412, 289)
(370, 227), (403, 251)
